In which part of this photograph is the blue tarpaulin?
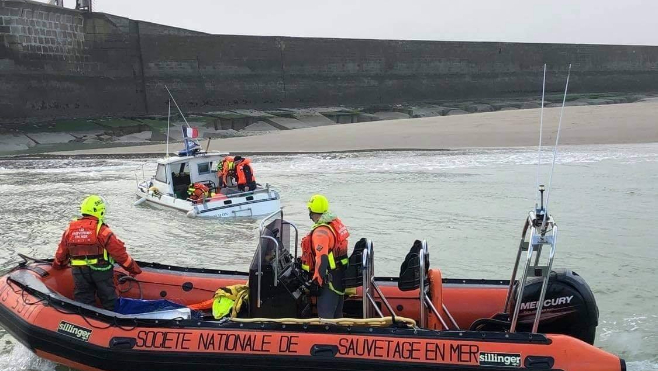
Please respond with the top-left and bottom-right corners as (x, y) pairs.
(114, 297), (187, 314)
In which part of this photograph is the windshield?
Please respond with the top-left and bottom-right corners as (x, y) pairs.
(250, 218), (291, 271)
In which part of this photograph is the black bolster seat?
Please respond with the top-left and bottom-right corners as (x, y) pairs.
(342, 237), (367, 288)
(398, 240), (429, 292)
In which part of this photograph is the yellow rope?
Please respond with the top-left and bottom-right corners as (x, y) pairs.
(231, 316), (416, 327)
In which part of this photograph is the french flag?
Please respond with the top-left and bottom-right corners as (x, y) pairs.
(182, 126), (199, 138)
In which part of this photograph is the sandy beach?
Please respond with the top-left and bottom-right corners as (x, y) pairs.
(52, 100), (658, 155)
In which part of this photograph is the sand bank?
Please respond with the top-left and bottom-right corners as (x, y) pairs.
(51, 101), (658, 155)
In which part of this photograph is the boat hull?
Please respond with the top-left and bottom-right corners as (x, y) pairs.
(0, 263), (624, 371)
(135, 183), (280, 218)
(0, 304), (624, 371)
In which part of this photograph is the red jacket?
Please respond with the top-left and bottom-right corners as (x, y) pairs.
(53, 216), (141, 275)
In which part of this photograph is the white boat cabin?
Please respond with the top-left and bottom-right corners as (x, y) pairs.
(150, 153), (225, 199)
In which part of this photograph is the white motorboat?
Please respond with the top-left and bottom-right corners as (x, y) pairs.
(135, 88), (281, 218)
(135, 150), (281, 218)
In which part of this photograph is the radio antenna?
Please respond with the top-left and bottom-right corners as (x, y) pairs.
(165, 99), (171, 158)
(535, 64), (547, 208)
(542, 64), (572, 228)
(164, 85), (192, 129)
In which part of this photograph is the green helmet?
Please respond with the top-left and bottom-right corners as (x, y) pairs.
(80, 195), (106, 222)
(307, 194), (329, 214)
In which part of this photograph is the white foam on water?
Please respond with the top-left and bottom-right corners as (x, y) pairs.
(627, 361), (658, 371)
(255, 144), (658, 175)
(0, 343), (57, 371)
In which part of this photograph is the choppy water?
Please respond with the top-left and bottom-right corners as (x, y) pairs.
(1, 144), (657, 370)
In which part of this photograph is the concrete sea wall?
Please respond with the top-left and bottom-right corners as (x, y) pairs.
(1, 0), (657, 123)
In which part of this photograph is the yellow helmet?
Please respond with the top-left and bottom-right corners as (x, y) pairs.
(307, 194), (329, 214)
(80, 195), (106, 221)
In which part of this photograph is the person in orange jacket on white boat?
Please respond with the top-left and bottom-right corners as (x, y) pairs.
(217, 155), (235, 189)
(187, 182), (211, 202)
(53, 195), (142, 311)
(234, 156), (257, 191)
(300, 194), (350, 318)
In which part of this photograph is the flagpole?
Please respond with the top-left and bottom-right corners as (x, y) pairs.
(183, 127), (190, 155)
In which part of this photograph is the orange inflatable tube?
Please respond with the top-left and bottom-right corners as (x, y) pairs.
(0, 261), (624, 371)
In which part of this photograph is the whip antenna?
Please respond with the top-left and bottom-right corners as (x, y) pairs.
(543, 64), (572, 226)
(535, 64), (547, 207)
(164, 85), (193, 129)
(165, 99), (171, 158)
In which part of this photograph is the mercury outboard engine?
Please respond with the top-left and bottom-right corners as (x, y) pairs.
(513, 269), (599, 344)
(471, 269), (598, 344)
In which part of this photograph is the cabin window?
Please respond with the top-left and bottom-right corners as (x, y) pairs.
(155, 164), (167, 183)
(176, 162), (190, 175)
(197, 162), (211, 175)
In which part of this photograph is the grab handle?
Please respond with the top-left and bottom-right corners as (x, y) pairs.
(310, 344), (338, 357)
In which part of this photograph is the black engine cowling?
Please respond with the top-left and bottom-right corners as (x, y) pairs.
(513, 269), (599, 344)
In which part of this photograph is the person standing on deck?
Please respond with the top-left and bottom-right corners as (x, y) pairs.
(300, 194), (350, 318)
(234, 156), (257, 191)
(217, 156), (235, 189)
(53, 195), (142, 311)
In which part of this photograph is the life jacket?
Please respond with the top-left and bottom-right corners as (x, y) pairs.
(236, 159), (256, 185)
(187, 183), (210, 201)
(301, 217), (350, 274)
(224, 158), (235, 174)
(212, 284), (249, 319)
(218, 157), (235, 175)
(65, 218), (113, 270)
(218, 157), (236, 186)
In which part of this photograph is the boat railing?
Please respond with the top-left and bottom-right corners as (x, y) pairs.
(259, 209), (283, 235)
(361, 240), (397, 320)
(225, 184), (273, 199)
(283, 221), (299, 260)
(418, 241), (459, 330)
(190, 184), (274, 212)
(134, 163), (148, 187)
(504, 210), (558, 333)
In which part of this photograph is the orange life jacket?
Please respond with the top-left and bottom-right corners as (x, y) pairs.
(188, 183), (210, 201)
(236, 159), (256, 185)
(301, 217), (350, 274)
(221, 156), (235, 174)
(65, 218), (108, 260)
(220, 157), (235, 185)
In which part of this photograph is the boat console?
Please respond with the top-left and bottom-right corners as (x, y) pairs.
(248, 215), (308, 318)
(248, 211), (372, 319)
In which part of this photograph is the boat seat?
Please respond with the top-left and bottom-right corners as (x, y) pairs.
(396, 240), (458, 330)
(342, 238), (368, 288)
(397, 240), (429, 292)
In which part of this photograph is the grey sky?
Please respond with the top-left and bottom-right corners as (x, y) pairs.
(47, 0), (656, 45)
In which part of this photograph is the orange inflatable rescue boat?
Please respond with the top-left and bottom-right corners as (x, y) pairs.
(0, 207), (625, 371)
